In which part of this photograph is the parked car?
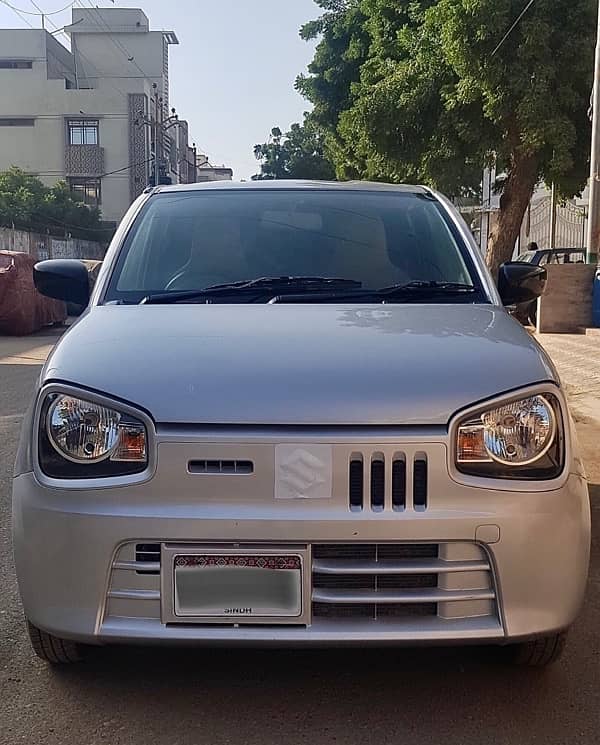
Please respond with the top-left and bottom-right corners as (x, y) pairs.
(14, 181), (590, 667)
(513, 247), (592, 326)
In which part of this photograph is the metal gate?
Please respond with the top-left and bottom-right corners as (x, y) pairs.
(520, 198), (587, 249)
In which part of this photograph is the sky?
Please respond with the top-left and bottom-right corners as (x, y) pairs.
(0, 0), (320, 180)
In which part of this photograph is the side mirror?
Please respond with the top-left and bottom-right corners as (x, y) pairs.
(497, 262), (547, 306)
(33, 259), (90, 307)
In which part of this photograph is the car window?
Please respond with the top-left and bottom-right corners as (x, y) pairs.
(515, 251), (535, 263)
(108, 190), (477, 302)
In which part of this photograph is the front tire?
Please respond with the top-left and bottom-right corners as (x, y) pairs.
(26, 620), (85, 664)
(506, 631), (568, 667)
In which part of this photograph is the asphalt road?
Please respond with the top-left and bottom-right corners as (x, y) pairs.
(1, 331), (598, 745)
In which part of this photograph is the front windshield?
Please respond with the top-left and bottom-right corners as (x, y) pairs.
(105, 189), (478, 303)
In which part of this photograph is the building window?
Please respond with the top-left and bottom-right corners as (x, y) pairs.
(0, 59), (33, 69)
(68, 178), (101, 207)
(67, 119), (99, 145)
(0, 118), (34, 126)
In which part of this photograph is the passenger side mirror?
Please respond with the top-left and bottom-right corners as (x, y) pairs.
(33, 259), (90, 307)
(497, 262), (547, 306)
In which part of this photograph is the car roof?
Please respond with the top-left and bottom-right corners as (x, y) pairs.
(537, 247), (585, 253)
(152, 179), (431, 196)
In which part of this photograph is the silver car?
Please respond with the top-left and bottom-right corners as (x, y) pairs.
(14, 181), (590, 666)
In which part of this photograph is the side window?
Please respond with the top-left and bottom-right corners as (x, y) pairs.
(538, 253), (550, 266)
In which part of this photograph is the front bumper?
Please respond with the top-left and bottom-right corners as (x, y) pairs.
(13, 440), (590, 646)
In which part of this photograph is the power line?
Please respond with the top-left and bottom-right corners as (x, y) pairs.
(0, 0), (73, 15)
(0, 0), (36, 26)
(491, 0), (537, 57)
(100, 155), (154, 178)
(75, 0), (157, 88)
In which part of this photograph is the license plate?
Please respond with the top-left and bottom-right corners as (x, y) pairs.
(173, 554), (303, 619)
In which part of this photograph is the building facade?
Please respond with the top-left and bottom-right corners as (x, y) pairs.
(196, 153), (234, 182)
(0, 7), (195, 224)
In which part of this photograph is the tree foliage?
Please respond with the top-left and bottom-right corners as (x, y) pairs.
(252, 121), (336, 181)
(298, 0), (596, 271)
(0, 167), (108, 241)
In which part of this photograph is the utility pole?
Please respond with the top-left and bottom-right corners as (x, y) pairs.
(549, 182), (558, 249)
(153, 84), (161, 187)
(136, 83), (179, 188)
(587, 0), (600, 264)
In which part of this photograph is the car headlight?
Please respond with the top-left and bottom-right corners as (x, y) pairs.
(456, 394), (564, 480)
(39, 393), (148, 479)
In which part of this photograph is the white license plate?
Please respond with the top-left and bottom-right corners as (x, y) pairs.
(173, 554), (303, 619)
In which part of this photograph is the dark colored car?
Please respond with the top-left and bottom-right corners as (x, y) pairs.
(513, 248), (591, 326)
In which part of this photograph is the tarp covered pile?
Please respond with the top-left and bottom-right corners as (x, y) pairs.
(0, 251), (66, 335)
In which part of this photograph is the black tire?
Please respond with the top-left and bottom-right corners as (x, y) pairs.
(506, 631), (568, 667)
(26, 620), (85, 664)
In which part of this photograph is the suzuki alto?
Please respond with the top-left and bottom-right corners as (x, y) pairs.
(13, 181), (590, 666)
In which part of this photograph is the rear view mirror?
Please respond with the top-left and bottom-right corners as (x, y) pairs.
(33, 259), (90, 307)
(497, 262), (547, 306)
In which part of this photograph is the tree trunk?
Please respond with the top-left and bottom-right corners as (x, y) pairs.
(486, 151), (539, 281)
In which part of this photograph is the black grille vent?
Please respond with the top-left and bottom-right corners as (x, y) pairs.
(189, 460), (253, 474)
(349, 458), (364, 510)
(391, 458), (406, 510)
(313, 603), (437, 619)
(313, 574), (437, 590)
(347, 453), (428, 510)
(135, 543), (160, 575)
(313, 544), (438, 561)
(370, 457), (385, 510)
(413, 457), (428, 509)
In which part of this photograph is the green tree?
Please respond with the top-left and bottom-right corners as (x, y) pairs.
(0, 167), (107, 241)
(252, 121), (336, 181)
(299, 0), (596, 275)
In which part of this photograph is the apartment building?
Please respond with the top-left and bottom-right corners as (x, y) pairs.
(196, 153), (234, 182)
(0, 7), (195, 224)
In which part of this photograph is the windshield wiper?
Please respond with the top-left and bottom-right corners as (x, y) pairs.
(270, 281), (479, 304)
(377, 281), (477, 297)
(140, 276), (362, 304)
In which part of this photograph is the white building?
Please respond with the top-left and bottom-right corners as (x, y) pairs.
(0, 7), (195, 224)
(196, 153), (234, 182)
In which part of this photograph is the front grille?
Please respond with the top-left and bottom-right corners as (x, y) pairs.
(311, 543), (496, 624)
(106, 540), (498, 632)
(348, 454), (427, 511)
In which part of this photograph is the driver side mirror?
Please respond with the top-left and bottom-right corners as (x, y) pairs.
(497, 262), (547, 306)
(33, 259), (90, 307)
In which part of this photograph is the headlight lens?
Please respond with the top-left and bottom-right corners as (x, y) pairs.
(39, 393), (148, 479)
(48, 396), (122, 462)
(456, 394), (564, 480)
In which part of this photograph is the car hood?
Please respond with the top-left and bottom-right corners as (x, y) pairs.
(44, 304), (557, 426)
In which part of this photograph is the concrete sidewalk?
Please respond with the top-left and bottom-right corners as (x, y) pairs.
(537, 332), (600, 424)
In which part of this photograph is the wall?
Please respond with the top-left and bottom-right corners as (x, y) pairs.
(0, 226), (106, 261)
(537, 264), (596, 333)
